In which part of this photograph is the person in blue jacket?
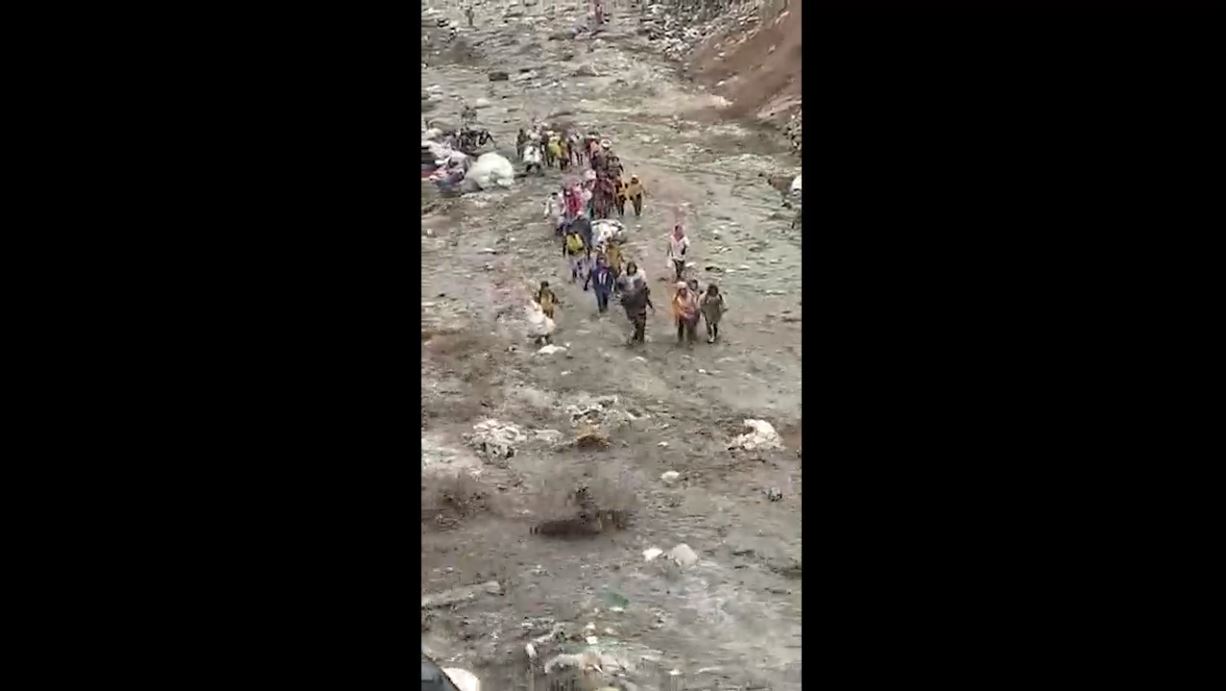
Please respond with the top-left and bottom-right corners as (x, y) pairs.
(583, 255), (617, 314)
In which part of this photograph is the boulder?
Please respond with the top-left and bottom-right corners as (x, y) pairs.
(668, 543), (699, 568)
(729, 419), (783, 451)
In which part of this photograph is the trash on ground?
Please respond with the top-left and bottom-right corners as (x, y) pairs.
(643, 547), (663, 562)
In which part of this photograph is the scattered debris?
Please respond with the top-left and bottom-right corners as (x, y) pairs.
(421, 580), (502, 609)
(643, 547), (663, 562)
(765, 487), (783, 501)
(465, 419), (526, 464)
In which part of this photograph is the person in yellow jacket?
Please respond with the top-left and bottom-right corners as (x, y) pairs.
(547, 137), (563, 170)
(605, 241), (623, 280)
(623, 175), (646, 217)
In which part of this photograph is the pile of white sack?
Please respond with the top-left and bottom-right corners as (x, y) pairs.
(464, 152), (515, 190)
(592, 219), (627, 248)
(525, 300), (555, 340)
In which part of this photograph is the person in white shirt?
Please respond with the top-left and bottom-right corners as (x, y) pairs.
(544, 192), (566, 235)
(522, 143), (543, 175)
(666, 224), (690, 282)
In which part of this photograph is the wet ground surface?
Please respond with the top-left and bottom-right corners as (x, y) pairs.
(421, 3), (801, 689)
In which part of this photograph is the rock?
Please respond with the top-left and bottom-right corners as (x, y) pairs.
(660, 470), (680, 484)
(574, 424), (610, 449)
(474, 97), (490, 108)
(534, 429), (564, 443)
(488, 71), (510, 81)
(657, 441), (668, 447)
(537, 344), (567, 355)
(585, 636), (599, 645)
(643, 547), (663, 561)
(421, 580), (502, 609)
(525, 643), (538, 660)
(573, 63), (599, 76)
(765, 487), (783, 501)
(544, 651), (604, 675)
(668, 543), (699, 568)
(730, 419), (784, 451)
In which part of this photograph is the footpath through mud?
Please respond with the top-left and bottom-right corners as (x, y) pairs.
(421, 3), (802, 689)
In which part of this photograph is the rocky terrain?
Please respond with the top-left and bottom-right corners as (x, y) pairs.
(421, 1), (802, 688)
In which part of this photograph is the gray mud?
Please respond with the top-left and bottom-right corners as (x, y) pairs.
(422, 3), (801, 689)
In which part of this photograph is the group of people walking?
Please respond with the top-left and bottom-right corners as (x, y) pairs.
(526, 123), (730, 348)
(523, 127), (646, 221)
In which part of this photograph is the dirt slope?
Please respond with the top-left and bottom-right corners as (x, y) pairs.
(690, 2), (801, 124)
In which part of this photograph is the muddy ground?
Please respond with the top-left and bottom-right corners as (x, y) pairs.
(421, 2), (802, 689)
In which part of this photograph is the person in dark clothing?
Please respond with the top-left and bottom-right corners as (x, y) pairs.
(584, 256), (617, 314)
(700, 282), (727, 343)
(570, 215), (593, 253)
(621, 283), (654, 345)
